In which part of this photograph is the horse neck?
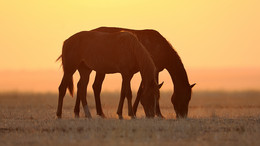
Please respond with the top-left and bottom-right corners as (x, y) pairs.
(139, 65), (156, 87)
(166, 55), (190, 92)
(133, 41), (156, 86)
(138, 54), (156, 86)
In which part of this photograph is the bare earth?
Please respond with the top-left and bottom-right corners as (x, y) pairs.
(0, 91), (260, 146)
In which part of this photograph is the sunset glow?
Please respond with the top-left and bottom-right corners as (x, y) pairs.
(1, 0), (260, 92)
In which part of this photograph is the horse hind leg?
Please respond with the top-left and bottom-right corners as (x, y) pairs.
(74, 71), (103, 118)
(92, 73), (106, 118)
(74, 94), (80, 118)
(77, 64), (92, 118)
(56, 76), (67, 118)
(57, 72), (75, 118)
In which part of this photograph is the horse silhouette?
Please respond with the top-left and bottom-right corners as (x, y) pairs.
(56, 31), (161, 119)
(73, 27), (195, 118)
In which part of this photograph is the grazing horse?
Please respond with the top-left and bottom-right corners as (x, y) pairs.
(56, 31), (160, 119)
(74, 27), (195, 118)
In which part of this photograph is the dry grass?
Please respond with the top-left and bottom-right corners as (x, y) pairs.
(0, 91), (260, 146)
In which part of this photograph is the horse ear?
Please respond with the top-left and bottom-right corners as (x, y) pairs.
(190, 83), (196, 88)
(158, 81), (164, 89)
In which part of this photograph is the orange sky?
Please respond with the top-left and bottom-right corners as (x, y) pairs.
(1, 0), (260, 70)
(0, 1), (260, 92)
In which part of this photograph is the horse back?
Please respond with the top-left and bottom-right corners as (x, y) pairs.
(93, 27), (173, 71)
(63, 31), (140, 74)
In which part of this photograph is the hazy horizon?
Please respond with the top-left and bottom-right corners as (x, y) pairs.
(1, 67), (260, 93)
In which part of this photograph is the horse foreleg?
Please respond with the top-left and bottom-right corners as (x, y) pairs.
(133, 81), (142, 116)
(154, 71), (164, 118)
(125, 79), (135, 119)
(156, 101), (164, 119)
(92, 73), (106, 118)
(126, 86), (135, 119)
(117, 77), (127, 119)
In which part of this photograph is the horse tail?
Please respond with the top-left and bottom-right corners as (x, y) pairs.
(57, 41), (75, 97)
(57, 55), (74, 97)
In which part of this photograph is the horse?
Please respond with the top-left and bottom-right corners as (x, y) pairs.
(56, 31), (161, 119)
(73, 27), (195, 118)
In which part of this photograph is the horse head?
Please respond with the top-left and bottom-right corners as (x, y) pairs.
(141, 81), (164, 118)
(171, 83), (196, 118)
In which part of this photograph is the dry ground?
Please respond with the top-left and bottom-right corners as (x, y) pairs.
(0, 91), (260, 146)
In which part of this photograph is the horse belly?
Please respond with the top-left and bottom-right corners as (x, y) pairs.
(84, 56), (137, 74)
(83, 58), (120, 73)
(82, 43), (137, 74)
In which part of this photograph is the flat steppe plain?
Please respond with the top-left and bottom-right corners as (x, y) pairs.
(1, 91), (260, 146)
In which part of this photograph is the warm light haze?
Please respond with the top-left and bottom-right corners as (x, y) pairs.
(1, 0), (260, 92)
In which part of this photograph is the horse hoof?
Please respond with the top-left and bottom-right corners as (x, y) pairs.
(158, 115), (165, 119)
(85, 112), (92, 118)
(85, 115), (92, 119)
(83, 105), (92, 118)
(56, 112), (62, 119)
(118, 115), (123, 120)
(98, 113), (106, 119)
(74, 114), (80, 118)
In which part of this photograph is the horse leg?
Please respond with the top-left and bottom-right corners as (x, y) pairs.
(156, 101), (164, 119)
(74, 72), (104, 118)
(125, 76), (135, 119)
(133, 81), (143, 116)
(57, 72), (74, 118)
(116, 76), (127, 119)
(155, 72), (164, 118)
(92, 73), (106, 118)
(77, 64), (92, 118)
(74, 94), (80, 118)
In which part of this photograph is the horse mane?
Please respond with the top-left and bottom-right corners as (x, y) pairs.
(115, 27), (187, 85)
(120, 30), (138, 38)
(141, 29), (183, 63)
(165, 40), (183, 64)
(135, 29), (190, 87)
(129, 35), (157, 85)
